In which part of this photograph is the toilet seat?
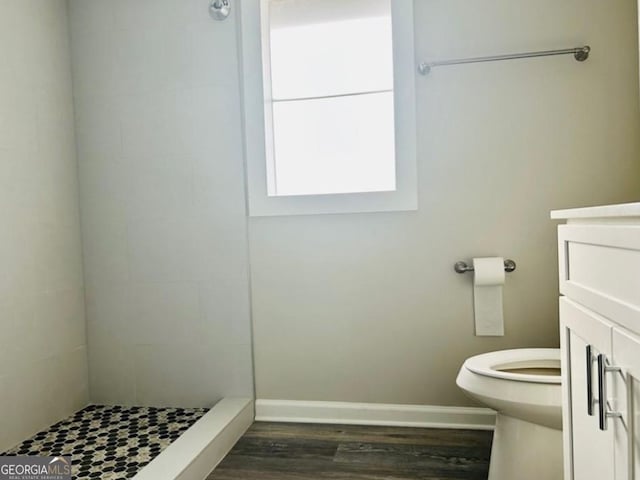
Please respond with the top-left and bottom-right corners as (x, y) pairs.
(457, 347), (563, 479)
(464, 348), (560, 384)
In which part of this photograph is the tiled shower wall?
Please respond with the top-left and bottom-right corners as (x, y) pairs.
(68, 0), (253, 406)
(0, 0), (88, 451)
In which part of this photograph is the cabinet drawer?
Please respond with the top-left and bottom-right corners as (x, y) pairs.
(558, 224), (640, 334)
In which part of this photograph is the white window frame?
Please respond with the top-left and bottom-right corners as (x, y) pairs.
(238, 0), (417, 216)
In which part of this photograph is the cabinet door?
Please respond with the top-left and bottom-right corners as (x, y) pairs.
(612, 327), (640, 480)
(560, 297), (614, 480)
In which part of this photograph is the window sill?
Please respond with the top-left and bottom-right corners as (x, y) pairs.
(247, 188), (418, 217)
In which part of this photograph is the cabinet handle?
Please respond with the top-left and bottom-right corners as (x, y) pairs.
(586, 345), (594, 416)
(597, 353), (622, 431)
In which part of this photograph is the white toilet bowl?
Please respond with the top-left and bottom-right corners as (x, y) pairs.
(456, 348), (562, 480)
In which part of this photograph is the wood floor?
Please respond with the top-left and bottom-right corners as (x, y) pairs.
(208, 422), (493, 480)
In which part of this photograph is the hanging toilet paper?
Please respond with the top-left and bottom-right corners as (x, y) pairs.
(473, 257), (505, 336)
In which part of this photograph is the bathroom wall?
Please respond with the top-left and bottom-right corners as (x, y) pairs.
(68, 0), (253, 407)
(249, 0), (640, 405)
(66, 0), (640, 411)
(0, 0), (88, 451)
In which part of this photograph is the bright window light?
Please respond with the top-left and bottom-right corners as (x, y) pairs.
(264, 1), (396, 197)
(272, 92), (396, 196)
(269, 16), (394, 99)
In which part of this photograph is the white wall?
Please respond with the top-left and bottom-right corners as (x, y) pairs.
(249, 0), (640, 405)
(0, 0), (87, 451)
(66, 0), (640, 411)
(68, 0), (253, 407)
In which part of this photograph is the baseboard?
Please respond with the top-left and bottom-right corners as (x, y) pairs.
(134, 397), (254, 480)
(255, 399), (495, 430)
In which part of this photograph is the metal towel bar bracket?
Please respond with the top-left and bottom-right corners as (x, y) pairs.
(419, 45), (590, 75)
(454, 259), (516, 274)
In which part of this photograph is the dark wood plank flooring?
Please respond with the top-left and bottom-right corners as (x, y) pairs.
(208, 422), (493, 480)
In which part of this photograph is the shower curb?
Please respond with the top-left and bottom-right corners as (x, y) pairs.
(133, 397), (254, 480)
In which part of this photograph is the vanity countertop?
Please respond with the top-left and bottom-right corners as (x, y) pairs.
(551, 202), (640, 220)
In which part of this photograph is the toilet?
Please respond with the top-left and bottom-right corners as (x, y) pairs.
(456, 348), (562, 480)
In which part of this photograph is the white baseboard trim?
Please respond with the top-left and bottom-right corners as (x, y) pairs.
(255, 399), (495, 431)
(134, 397), (254, 480)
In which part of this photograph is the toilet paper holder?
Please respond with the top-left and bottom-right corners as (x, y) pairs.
(454, 259), (516, 274)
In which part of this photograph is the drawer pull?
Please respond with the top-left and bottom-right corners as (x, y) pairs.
(597, 353), (622, 431)
(586, 345), (594, 416)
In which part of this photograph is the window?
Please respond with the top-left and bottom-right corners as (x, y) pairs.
(240, 0), (417, 216)
(267, 4), (395, 196)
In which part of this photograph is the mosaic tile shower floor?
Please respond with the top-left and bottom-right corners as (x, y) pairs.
(2, 405), (209, 479)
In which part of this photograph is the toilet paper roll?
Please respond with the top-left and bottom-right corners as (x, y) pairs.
(473, 257), (505, 336)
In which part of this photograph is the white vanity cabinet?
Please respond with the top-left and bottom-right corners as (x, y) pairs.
(552, 203), (640, 480)
(560, 297), (615, 480)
